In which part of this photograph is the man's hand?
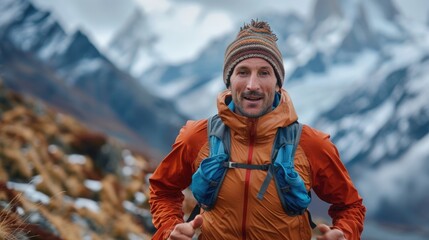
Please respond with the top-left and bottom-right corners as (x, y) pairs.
(168, 215), (203, 240)
(316, 224), (346, 240)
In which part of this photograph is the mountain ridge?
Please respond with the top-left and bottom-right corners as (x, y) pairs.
(0, 0), (188, 165)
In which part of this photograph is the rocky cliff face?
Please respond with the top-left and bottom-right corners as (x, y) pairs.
(0, 81), (156, 239)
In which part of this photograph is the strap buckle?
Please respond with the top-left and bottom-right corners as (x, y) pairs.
(227, 162), (236, 168)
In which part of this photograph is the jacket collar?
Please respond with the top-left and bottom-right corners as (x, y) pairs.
(216, 88), (298, 140)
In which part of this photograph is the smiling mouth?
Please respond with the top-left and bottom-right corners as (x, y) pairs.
(243, 92), (264, 101)
(244, 96), (262, 101)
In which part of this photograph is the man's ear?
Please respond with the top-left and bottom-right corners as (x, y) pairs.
(275, 85), (281, 92)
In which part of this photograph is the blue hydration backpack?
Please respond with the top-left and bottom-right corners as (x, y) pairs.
(191, 115), (311, 217)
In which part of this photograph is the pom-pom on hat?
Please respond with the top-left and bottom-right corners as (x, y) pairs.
(223, 19), (285, 88)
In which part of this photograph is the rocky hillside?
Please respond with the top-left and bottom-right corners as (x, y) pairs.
(0, 81), (157, 239)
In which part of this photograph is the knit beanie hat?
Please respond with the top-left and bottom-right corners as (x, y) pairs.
(223, 19), (285, 88)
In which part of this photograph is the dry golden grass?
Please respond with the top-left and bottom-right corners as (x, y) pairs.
(0, 85), (154, 239)
(0, 209), (30, 240)
(0, 188), (27, 240)
(1, 148), (33, 179)
(0, 183), (63, 240)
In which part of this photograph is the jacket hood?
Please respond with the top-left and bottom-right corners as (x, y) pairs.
(216, 88), (298, 140)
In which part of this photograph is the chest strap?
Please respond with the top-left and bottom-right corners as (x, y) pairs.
(223, 162), (270, 170)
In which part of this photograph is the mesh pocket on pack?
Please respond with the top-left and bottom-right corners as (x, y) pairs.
(191, 153), (228, 210)
(274, 145), (311, 215)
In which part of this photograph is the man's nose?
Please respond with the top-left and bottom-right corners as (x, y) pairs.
(246, 73), (260, 90)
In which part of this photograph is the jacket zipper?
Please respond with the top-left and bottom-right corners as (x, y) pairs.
(241, 118), (257, 240)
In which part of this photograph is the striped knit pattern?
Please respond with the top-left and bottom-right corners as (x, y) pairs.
(223, 20), (285, 87)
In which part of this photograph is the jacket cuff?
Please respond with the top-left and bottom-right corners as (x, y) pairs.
(162, 228), (173, 240)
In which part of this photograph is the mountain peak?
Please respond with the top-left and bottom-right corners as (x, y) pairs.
(311, 0), (344, 24)
(107, 8), (159, 75)
(363, 0), (400, 20)
(0, 0), (30, 30)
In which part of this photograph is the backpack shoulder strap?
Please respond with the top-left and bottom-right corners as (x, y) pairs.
(284, 121), (303, 167)
(291, 122), (303, 161)
(187, 115), (229, 222)
(257, 121), (302, 199)
(273, 121), (302, 158)
(207, 114), (230, 156)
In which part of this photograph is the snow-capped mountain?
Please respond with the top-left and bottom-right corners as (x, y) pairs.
(315, 50), (429, 238)
(128, 0), (413, 122)
(0, 0), (187, 163)
(308, 0), (429, 236)
(142, 34), (233, 118)
(286, 0), (412, 123)
(107, 8), (159, 76)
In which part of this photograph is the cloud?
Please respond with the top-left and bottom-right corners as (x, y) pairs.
(169, 0), (314, 20)
(141, 2), (233, 62)
(131, 0), (314, 62)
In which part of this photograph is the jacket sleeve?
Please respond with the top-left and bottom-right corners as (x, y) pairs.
(301, 126), (366, 240)
(149, 120), (207, 240)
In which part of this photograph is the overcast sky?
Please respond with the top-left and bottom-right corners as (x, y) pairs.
(31, 0), (429, 63)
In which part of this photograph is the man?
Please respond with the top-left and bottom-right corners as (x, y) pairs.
(149, 19), (366, 240)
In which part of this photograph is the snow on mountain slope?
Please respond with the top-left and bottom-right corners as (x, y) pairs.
(0, 0), (188, 161)
(287, 49), (379, 124)
(121, 0), (415, 124)
(314, 45), (429, 232)
(107, 8), (159, 76)
(141, 34), (232, 118)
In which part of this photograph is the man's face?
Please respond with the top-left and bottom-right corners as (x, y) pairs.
(229, 58), (279, 118)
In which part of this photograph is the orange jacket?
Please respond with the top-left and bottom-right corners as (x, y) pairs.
(149, 89), (365, 240)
